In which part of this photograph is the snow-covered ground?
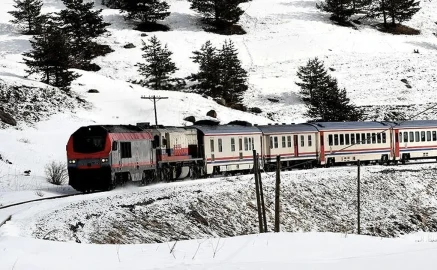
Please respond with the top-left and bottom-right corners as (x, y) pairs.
(1, 232), (437, 270)
(1, 0), (437, 268)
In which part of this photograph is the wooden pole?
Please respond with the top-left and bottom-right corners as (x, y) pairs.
(275, 155), (281, 232)
(357, 159), (361, 235)
(257, 154), (268, 232)
(253, 150), (263, 233)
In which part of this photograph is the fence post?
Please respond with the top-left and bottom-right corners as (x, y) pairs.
(357, 159), (361, 235)
(275, 155), (281, 232)
(257, 154), (268, 232)
(253, 150), (263, 233)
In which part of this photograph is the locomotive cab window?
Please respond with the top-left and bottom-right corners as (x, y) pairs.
(112, 141), (118, 151)
(120, 142), (132, 159)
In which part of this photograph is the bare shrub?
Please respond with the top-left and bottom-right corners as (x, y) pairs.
(45, 161), (67, 185)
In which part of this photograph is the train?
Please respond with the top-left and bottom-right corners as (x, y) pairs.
(66, 120), (437, 192)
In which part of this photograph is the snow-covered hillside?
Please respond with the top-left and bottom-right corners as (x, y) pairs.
(1, 0), (437, 177)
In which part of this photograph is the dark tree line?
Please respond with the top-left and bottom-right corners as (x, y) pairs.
(9, 0), (111, 90)
(296, 58), (363, 121)
(317, 0), (420, 28)
(102, 0), (250, 33)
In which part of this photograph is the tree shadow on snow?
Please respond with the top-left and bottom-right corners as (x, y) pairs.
(165, 12), (204, 32)
(280, 0), (319, 9)
(406, 41), (437, 51)
(271, 11), (331, 24)
(0, 23), (21, 36)
(0, 39), (31, 55)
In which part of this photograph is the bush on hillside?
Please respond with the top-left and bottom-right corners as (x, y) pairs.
(45, 161), (68, 185)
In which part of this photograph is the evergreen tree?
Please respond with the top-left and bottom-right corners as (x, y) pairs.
(296, 58), (362, 121)
(121, 0), (170, 24)
(216, 40), (248, 104)
(135, 36), (178, 90)
(317, 0), (354, 23)
(188, 0), (250, 25)
(190, 40), (248, 104)
(189, 41), (221, 98)
(8, 0), (43, 34)
(58, 0), (110, 69)
(386, 0), (420, 25)
(23, 23), (79, 90)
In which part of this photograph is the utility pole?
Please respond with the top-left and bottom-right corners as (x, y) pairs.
(357, 159), (361, 235)
(275, 155), (281, 232)
(141, 95), (168, 126)
(253, 150), (263, 233)
(257, 154), (267, 232)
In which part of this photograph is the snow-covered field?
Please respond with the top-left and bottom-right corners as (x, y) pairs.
(1, 0), (437, 268)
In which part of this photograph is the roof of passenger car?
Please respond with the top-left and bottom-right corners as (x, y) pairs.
(309, 121), (391, 131)
(387, 120), (437, 128)
(100, 125), (145, 133)
(194, 125), (261, 135)
(255, 123), (318, 134)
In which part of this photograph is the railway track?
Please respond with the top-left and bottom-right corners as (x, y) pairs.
(1, 159), (436, 213)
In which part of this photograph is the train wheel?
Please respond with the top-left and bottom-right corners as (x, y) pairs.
(141, 171), (148, 186)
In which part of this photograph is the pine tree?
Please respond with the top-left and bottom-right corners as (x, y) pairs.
(8, 0), (43, 35)
(189, 41), (221, 98)
(317, 0), (354, 23)
(386, 0), (420, 25)
(58, 0), (111, 69)
(188, 0), (250, 26)
(216, 40), (248, 104)
(135, 36), (178, 90)
(121, 0), (170, 24)
(296, 58), (362, 121)
(23, 23), (79, 90)
(190, 40), (248, 104)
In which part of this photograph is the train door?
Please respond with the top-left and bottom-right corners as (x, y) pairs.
(319, 131), (325, 164)
(394, 129), (400, 159)
(210, 137), (215, 162)
(238, 136), (243, 161)
(293, 135), (299, 157)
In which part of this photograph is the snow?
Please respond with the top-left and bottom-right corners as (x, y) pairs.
(1, 232), (437, 270)
(1, 0), (437, 268)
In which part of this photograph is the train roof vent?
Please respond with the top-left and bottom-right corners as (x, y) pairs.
(136, 122), (150, 129)
(227, 120), (252, 126)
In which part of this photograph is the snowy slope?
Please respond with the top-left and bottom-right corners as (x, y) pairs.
(1, 0), (437, 181)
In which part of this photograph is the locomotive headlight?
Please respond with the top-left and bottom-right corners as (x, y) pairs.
(101, 158), (109, 163)
(68, 160), (76, 164)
